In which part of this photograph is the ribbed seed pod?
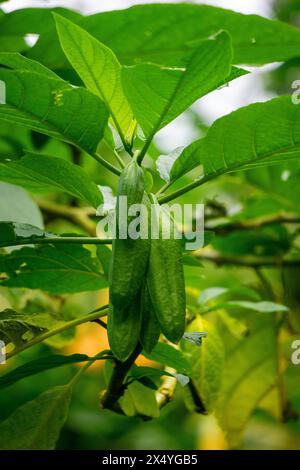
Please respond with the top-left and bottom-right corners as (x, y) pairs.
(147, 197), (186, 343)
(107, 296), (141, 362)
(139, 284), (161, 354)
(109, 159), (150, 308)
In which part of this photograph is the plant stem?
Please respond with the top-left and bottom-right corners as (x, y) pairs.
(100, 343), (143, 411)
(113, 149), (126, 169)
(92, 151), (121, 176)
(155, 367), (177, 408)
(158, 175), (209, 204)
(158, 145), (300, 204)
(155, 180), (174, 198)
(70, 358), (97, 387)
(0, 236), (112, 250)
(7, 305), (109, 360)
(137, 139), (151, 165)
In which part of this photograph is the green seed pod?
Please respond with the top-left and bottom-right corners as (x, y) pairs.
(140, 284), (161, 354)
(107, 296), (141, 362)
(109, 160), (150, 308)
(147, 196), (186, 343)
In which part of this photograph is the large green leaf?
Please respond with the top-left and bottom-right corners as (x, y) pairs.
(0, 385), (72, 449)
(0, 309), (63, 352)
(0, 183), (43, 228)
(0, 152), (103, 208)
(246, 162), (300, 211)
(183, 317), (224, 413)
(211, 225), (291, 258)
(0, 244), (107, 294)
(169, 97), (300, 184)
(143, 342), (191, 375)
(0, 305), (109, 359)
(0, 52), (59, 78)
(54, 14), (134, 145)
(119, 381), (160, 419)
(81, 4), (300, 66)
(0, 11), (26, 53)
(122, 32), (233, 142)
(0, 352), (109, 390)
(0, 221), (50, 249)
(5, 5), (300, 71)
(0, 66), (109, 154)
(216, 320), (277, 448)
(0, 7), (81, 35)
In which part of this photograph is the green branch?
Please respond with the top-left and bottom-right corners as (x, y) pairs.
(7, 305), (109, 360)
(100, 343), (142, 411)
(158, 175), (211, 204)
(91, 151), (121, 176)
(193, 250), (300, 268)
(206, 212), (300, 233)
(0, 236), (112, 250)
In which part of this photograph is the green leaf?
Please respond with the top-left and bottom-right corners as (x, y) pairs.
(246, 163), (300, 211)
(183, 317), (224, 413)
(143, 342), (191, 375)
(96, 245), (111, 278)
(212, 225), (291, 258)
(81, 4), (300, 66)
(0, 183), (43, 228)
(0, 385), (72, 449)
(171, 97), (300, 183)
(0, 12), (26, 53)
(0, 221), (49, 248)
(0, 152), (103, 208)
(0, 52), (59, 79)
(225, 300), (288, 313)
(0, 244), (108, 294)
(216, 321), (277, 448)
(130, 364), (189, 387)
(0, 7), (81, 64)
(0, 305), (109, 360)
(0, 66), (109, 154)
(0, 352), (109, 390)
(198, 287), (229, 305)
(54, 14), (134, 146)
(0, 7), (81, 36)
(201, 299), (288, 315)
(122, 32), (233, 142)
(13, 5), (300, 71)
(198, 286), (261, 307)
(119, 381), (160, 419)
(0, 309), (63, 352)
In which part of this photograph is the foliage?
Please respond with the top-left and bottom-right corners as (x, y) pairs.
(0, 0), (300, 451)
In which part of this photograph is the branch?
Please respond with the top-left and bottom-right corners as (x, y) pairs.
(100, 343), (143, 411)
(155, 367), (177, 408)
(193, 249), (300, 268)
(187, 380), (207, 414)
(0, 236), (112, 250)
(91, 151), (121, 176)
(206, 212), (300, 233)
(7, 305), (109, 360)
